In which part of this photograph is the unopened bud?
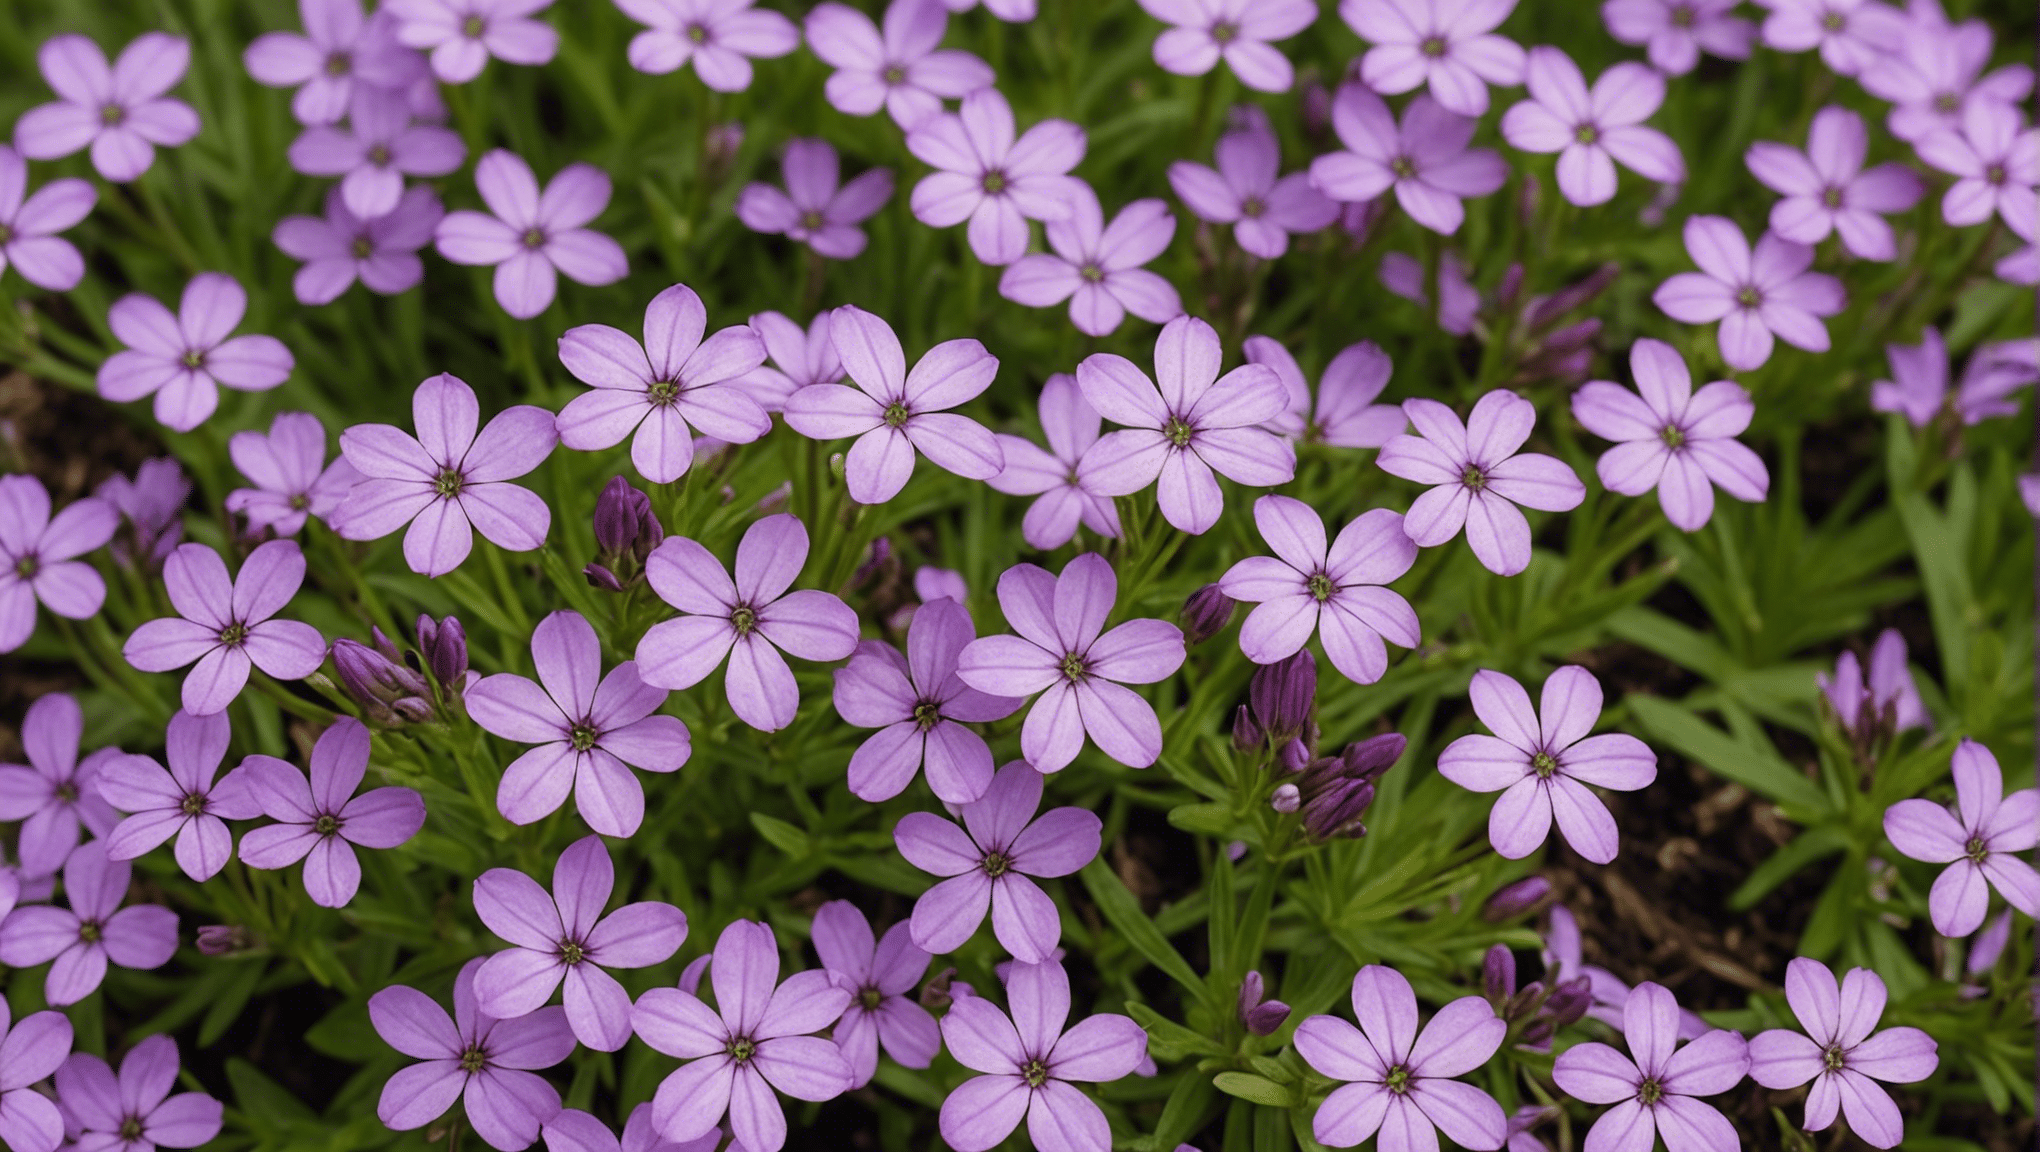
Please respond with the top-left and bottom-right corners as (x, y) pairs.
(1301, 81), (1333, 142)
(1504, 980), (1546, 1023)
(1482, 876), (1551, 921)
(1519, 1018), (1554, 1047)
(1236, 970), (1292, 1036)
(593, 476), (663, 563)
(333, 637), (431, 722)
(920, 967), (958, 1011)
(1271, 783), (1301, 813)
(1180, 584), (1237, 644)
(1276, 738), (1312, 773)
(1231, 705), (1263, 751)
(851, 537), (892, 587)
(1249, 651), (1315, 744)
(584, 562), (624, 592)
(1525, 263), (1620, 331)
(1544, 975), (1592, 1027)
(416, 614), (467, 689)
(196, 925), (254, 955)
(704, 122), (745, 186)
(1483, 944), (1516, 1003)
(1340, 733), (1405, 784)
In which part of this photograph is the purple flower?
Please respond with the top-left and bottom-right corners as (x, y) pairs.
(1915, 98), (2039, 229)
(1747, 959), (1937, 1149)
(834, 598), (1023, 803)
(936, 958), (1146, 1152)
(243, 1), (426, 125)
(906, 88), (1087, 267)
(468, 609), (692, 836)
(1439, 667), (1656, 864)
(1868, 326), (1961, 427)
(1337, 0), (1526, 116)
(812, 900), (941, 1087)
(1860, 7), (2034, 144)
(1552, 983), (1748, 1152)
(1571, 339), (1769, 532)
(1542, 905), (1709, 1039)
(615, 0), (800, 89)
(557, 284), (771, 484)
(731, 311), (844, 413)
(1746, 107), (1925, 262)
(945, 0), (1037, 21)
(98, 273), (296, 433)
(0, 695), (118, 878)
(1375, 391), (1585, 577)
(1220, 496), (1418, 685)
(957, 555), (1186, 772)
(436, 150), (628, 319)
(0, 840), (177, 1007)
(0, 475), (117, 654)
(1377, 250), (1480, 335)
(1883, 738), (2039, 937)
(1760, 0), (1905, 78)
(370, 957), (574, 1152)
(1169, 127), (1338, 258)
(226, 412), (362, 537)
(53, 1034), (223, 1152)
(632, 919), (854, 1152)
(273, 184), (446, 304)
(121, 540), (327, 716)
(97, 709), (261, 882)
(1818, 629), (1927, 736)
(286, 86), (465, 220)
(1501, 48), (1684, 207)
(236, 716), (426, 907)
(806, 0), (994, 130)
(473, 834), (688, 1051)
(1293, 964), (1508, 1150)
(1242, 336), (1405, 446)
(330, 373), (559, 577)
(0, 147), (95, 292)
(782, 305), (1003, 503)
(1076, 315), (1295, 534)
(894, 761), (1099, 959)
(385, 0), (558, 83)
(1310, 87), (1508, 236)
(1652, 216), (1845, 372)
(735, 139), (895, 259)
(1601, 0), (1752, 76)
(96, 458), (189, 573)
(0, 1001), (72, 1152)
(998, 185), (1182, 337)
(13, 33), (199, 183)
(984, 373), (1123, 549)
(1137, 0), (1318, 92)
(636, 514), (860, 732)
(543, 1105), (720, 1152)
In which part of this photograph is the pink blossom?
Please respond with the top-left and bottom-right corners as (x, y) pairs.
(1571, 339), (1769, 532)
(1552, 983), (1748, 1152)
(236, 717), (427, 908)
(944, 0), (1038, 20)
(1337, 0), (1526, 116)
(1543, 905), (1708, 1038)
(616, 0), (800, 89)
(1652, 216), (1845, 372)
(54, 1033), (222, 1152)
(0, 146), (95, 293)
(2000, 206), (2039, 284)
(0, 694), (119, 878)
(998, 185), (1182, 336)
(636, 514), (860, 732)
(0, 475), (117, 654)
(1747, 959), (1938, 1149)
(243, 1), (427, 125)
(98, 709), (262, 882)
(226, 411), (362, 537)
(1818, 629), (1928, 736)
(1220, 496), (1418, 685)
(1169, 126), (1337, 258)
(956, 554), (1185, 772)
(330, 373), (559, 577)
(1913, 98), (2039, 229)
(0, 1004), (74, 1152)
(286, 86), (465, 220)
(1500, 47), (1684, 207)
(985, 373), (1123, 549)
(273, 184), (445, 304)
(0, 840), (177, 1007)
(1137, 0), (1319, 93)
(806, 0), (994, 130)
(1601, 0), (1753, 76)
(1883, 739), (2039, 937)
(1377, 251), (1480, 335)
(1859, 2), (2034, 144)
(436, 150), (628, 319)
(1243, 336), (1405, 446)
(98, 273), (295, 433)
(730, 310), (844, 413)
(1375, 391), (1584, 576)
(1760, 0), (1907, 78)
(906, 88), (1087, 267)
(812, 901), (941, 1087)
(13, 33), (199, 183)
(1746, 107), (1924, 262)
(384, 0), (558, 84)
(121, 541), (327, 716)
(1310, 86), (1508, 235)
(735, 139), (895, 259)
(782, 305), (1003, 504)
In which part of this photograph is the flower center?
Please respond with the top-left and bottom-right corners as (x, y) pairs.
(180, 792), (207, 816)
(1735, 285), (1763, 309)
(351, 235), (374, 259)
(119, 1117), (143, 1141)
(1306, 573), (1334, 602)
(1460, 464), (1486, 491)
(1823, 1045), (1847, 1072)
(859, 986), (883, 1011)
(1241, 196), (1266, 218)
(727, 1036), (756, 1063)
(182, 349), (207, 369)
(883, 64), (905, 85)
(1163, 417), (1194, 448)
(1821, 11), (1844, 31)
(368, 143), (391, 167)
(55, 781), (76, 803)
(1933, 91), (1959, 113)
(1531, 751), (1558, 779)
(459, 1044), (486, 1072)
(1985, 164), (2006, 186)
(100, 103), (125, 126)
(462, 14), (486, 38)
(800, 210), (825, 231)
(1574, 123), (1600, 145)
(570, 724), (599, 752)
(1391, 155), (1417, 179)
(913, 701), (942, 731)
(1669, 4), (1694, 26)
(1022, 1058), (1050, 1088)
(314, 813), (340, 836)
(1821, 186), (1844, 209)
(433, 467), (465, 498)
(79, 919), (102, 943)
(219, 622), (248, 647)
(1211, 20), (1239, 43)
(289, 492), (309, 511)
(1385, 1064), (1411, 1094)
(1638, 1077), (1665, 1106)
(325, 51), (351, 77)
(1420, 36), (1447, 58)
(1079, 263), (1104, 283)
(14, 554), (38, 579)
(647, 378), (681, 406)
(0, 223), (12, 245)
(982, 170), (1008, 195)
(687, 23), (709, 44)
(982, 850), (1014, 878)
(1059, 651), (1088, 682)
(884, 402), (911, 428)
(521, 227), (546, 249)
(560, 940), (585, 965)
(731, 605), (758, 635)
(1660, 424), (1685, 450)
(1964, 835), (1987, 862)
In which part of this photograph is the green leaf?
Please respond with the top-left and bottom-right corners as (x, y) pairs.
(1127, 1002), (1223, 1061)
(1729, 828), (1847, 911)
(1081, 858), (1206, 1001)
(1213, 1073), (1294, 1108)
(1628, 696), (1830, 816)
(749, 813), (809, 857)
(1152, 1064), (1219, 1151)
(226, 1057), (319, 1128)
(1887, 420), (1974, 697)
(1168, 802), (1234, 837)
(197, 959), (264, 1046)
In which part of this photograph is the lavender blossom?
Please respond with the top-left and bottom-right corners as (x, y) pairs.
(98, 709), (261, 882)
(1170, 126), (1337, 258)
(98, 273), (296, 433)
(0, 1002), (73, 1152)
(1882, 739), (2039, 936)
(1914, 98), (2040, 229)
(1137, 0), (1319, 93)
(1652, 216), (1845, 373)
(0, 694), (119, 877)
(243, 1), (427, 125)
(1244, 337), (1404, 446)
(998, 186), (1183, 337)
(384, 0), (559, 83)
(226, 412), (363, 537)
(1602, 0), (1753, 75)
(1760, 0), (1906, 78)
(905, 89), (1087, 267)
(616, 0), (800, 88)
(812, 900), (941, 1087)
(13, 33), (199, 183)
(1552, 983), (1749, 1152)
(121, 541), (327, 716)
(1337, 0), (1525, 116)
(1747, 959), (1938, 1148)
(286, 86), (465, 220)
(736, 139), (894, 260)
(436, 150), (628, 319)
(237, 717), (427, 907)
(1500, 47), (1685, 206)
(1220, 496), (1419, 685)
(0, 840), (177, 1007)
(0, 147), (96, 292)
(806, 0), (994, 131)
(0, 475), (117, 654)
(1746, 106), (1925, 262)
(1310, 86), (1508, 235)
(53, 1034), (223, 1152)
(984, 374), (1124, 549)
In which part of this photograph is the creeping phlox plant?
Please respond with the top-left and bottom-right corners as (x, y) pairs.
(0, 0), (2031, 1150)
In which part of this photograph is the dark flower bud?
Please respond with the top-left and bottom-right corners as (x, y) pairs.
(1504, 980), (1546, 1023)
(704, 122), (745, 187)
(1270, 783), (1301, 813)
(333, 638), (432, 724)
(1544, 975), (1593, 1027)
(1538, 318), (1602, 356)
(197, 925), (254, 955)
(584, 562), (624, 592)
(594, 476), (662, 562)
(1483, 944), (1517, 1004)
(1249, 651), (1316, 745)
(1525, 263), (1621, 331)
(1238, 972), (1292, 1036)
(1303, 779), (1373, 840)
(920, 967), (958, 1011)
(416, 614), (467, 689)
(1276, 738), (1312, 774)
(1482, 876), (1551, 921)
(1340, 733), (1406, 784)
(1301, 81), (1333, 142)
(370, 625), (402, 664)
(851, 536), (892, 587)
(1491, 263), (1525, 319)
(1518, 1018), (1554, 1048)
(1180, 584), (1237, 644)
(1231, 705), (1263, 751)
